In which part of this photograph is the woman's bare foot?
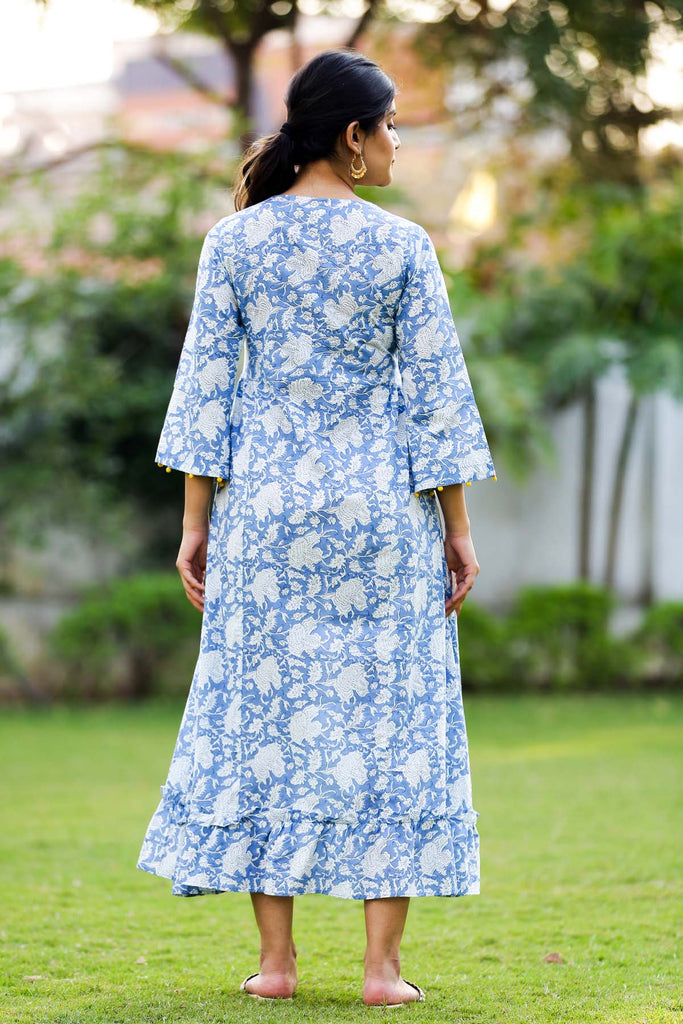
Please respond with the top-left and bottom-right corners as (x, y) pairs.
(362, 975), (424, 1006)
(244, 893), (298, 998)
(363, 897), (421, 1005)
(362, 954), (423, 1006)
(242, 941), (298, 999)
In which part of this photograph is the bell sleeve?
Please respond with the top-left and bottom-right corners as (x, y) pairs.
(154, 219), (244, 481)
(394, 224), (497, 494)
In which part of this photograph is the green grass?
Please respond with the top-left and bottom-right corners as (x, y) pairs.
(0, 693), (680, 1023)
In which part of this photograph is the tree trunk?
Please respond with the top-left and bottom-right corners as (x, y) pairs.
(604, 391), (640, 592)
(579, 384), (596, 580)
(639, 396), (656, 606)
(231, 42), (256, 150)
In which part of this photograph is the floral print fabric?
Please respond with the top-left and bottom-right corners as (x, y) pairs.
(137, 194), (497, 900)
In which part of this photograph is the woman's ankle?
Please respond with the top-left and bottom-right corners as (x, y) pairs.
(363, 953), (401, 981)
(259, 947), (298, 975)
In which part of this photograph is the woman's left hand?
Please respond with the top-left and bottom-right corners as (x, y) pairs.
(176, 527), (208, 612)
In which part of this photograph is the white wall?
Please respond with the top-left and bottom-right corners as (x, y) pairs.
(469, 365), (683, 610)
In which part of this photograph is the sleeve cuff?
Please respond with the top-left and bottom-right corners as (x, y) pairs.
(408, 441), (498, 493)
(154, 384), (232, 481)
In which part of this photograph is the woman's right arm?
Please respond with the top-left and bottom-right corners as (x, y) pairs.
(436, 483), (480, 618)
(393, 224), (497, 495)
(436, 481), (470, 536)
(393, 224), (495, 616)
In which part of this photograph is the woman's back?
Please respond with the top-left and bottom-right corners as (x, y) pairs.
(160, 195), (495, 500)
(229, 194), (410, 388)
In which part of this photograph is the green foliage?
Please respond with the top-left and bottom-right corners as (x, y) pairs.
(0, 142), (232, 556)
(456, 601), (510, 689)
(413, 0), (683, 184)
(504, 582), (629, 691)
(467, 174), (683, 413)
(438, 264), (554, 486)
(46, 571), (200, 701)
(130, 0), (296, 51)
(0, 623), (18, 694)
(627, 601), (683, 686)
(459, 583), (681, 692)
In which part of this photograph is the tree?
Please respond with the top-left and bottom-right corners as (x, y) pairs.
(30, 0), (683, 179)
(470, 171), (683, 589)
(412, 0), (683, 186)
(34, 0), (385, 151)
(0, 144), (231, 568)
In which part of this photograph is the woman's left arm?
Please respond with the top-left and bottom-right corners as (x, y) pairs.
(154, 219), (245, 612)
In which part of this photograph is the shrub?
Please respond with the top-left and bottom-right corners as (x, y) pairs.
(625, 601), (683, 687)
(457, 602), (513, 690)
(46, 571), (200, 701)
(24, 576), (683, 703)
(503, 582), (633, 691)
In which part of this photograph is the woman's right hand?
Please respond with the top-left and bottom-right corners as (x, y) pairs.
(443, 530), (480, 618)
(176, 527), (208, 613)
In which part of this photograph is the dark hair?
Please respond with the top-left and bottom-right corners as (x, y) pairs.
(232, 48), (396, 211)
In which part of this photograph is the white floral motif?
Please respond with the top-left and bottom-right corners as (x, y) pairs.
(251, 743), (286, 784)
(254, 655), (281, 695)
(196, 357), (234, 393)
(288, 618), (324, 657)
(289, 706), (323, 744)
(285, 248), (321, 283)
(362, 837), (391, 878)
(139, 196), (495, 901)
(289, 378), (323, 405)
(334, 494), (372, 530)
(221, 838), (253, 873)
(323, 293), (359, 329)
(401, 749), (431, 788)
(251, 568), (280, 607)
(334, 663), (370, 700)
(419, 835), (453, 875)
(331, 578), (369, 616)
(332, 751), (368, 790)
(280, 333), (313, 371)
(327, 417), (363, 451)
(295, 449), (327, 486)
(194, 734), (214, 769)
(288, 532), (324, 571)
(252, 481), (283, 520)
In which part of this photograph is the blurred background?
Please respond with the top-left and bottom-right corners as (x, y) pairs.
(1, 3), (681, 1021)
(1, 0), (682, 704)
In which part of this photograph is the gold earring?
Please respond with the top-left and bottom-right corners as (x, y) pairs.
(350, 150), (367, 179)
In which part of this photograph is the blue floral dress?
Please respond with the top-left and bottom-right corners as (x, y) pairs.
(136, 194), (497, 900)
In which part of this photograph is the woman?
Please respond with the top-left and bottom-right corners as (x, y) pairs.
(137, 47), (497, 1008)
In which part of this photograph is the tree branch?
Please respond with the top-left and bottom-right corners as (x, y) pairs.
(151, 40), (234, 106)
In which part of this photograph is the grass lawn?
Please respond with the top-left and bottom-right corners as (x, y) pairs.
(0, 692), (680, 1023)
